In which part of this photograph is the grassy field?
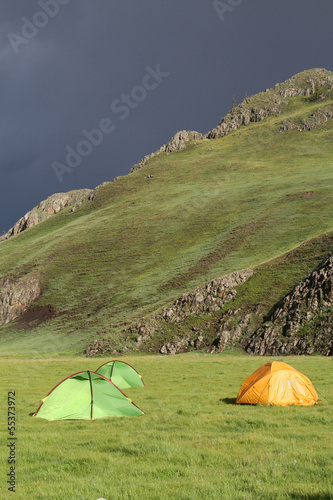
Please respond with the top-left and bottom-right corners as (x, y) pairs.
(1, 353), (332, 499)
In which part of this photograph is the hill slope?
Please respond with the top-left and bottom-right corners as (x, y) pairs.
(0, 68), (333, 356)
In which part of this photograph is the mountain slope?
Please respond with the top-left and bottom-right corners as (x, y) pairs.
(0, 68), (333, 356)
(84, 232), (333, 357)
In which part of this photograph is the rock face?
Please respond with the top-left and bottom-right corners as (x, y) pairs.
(85, 339), (119, 357)
(206, 95), (287, 139)
(84, 269), (254, 356)
(143, 270), (253, 355)
(207, 68), (333, 140)
(211, 311), (254, 354)
(280, 105), (333, 132)
(0, 274), (41, 326)
(1, 189), (92, 242)
(160, 270), (254, 323)
(245, 255), (333, 356)
(129, 130), (203, 173)
(83, 253), (333, 357)
(163, 130), (203, 153)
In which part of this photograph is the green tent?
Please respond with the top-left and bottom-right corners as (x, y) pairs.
(96, 361), (145, 389)
(34, 371), (144, 420)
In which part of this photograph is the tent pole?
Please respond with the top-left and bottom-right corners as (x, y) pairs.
(88, 371), (93, 420)
(110, 362), (115, 380)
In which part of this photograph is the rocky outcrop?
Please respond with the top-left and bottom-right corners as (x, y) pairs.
(245, 255), (333, 356)
(206, 95), (287, 139)
(130, 151), (161, 173)
(82, 251), (333, 357)
(83, 252), (333, 357)
(1, 189), (92, 241)
(280, 105), (333, 132)
(129, 130), (203, 173)
(131, 69), (333, 171)
(207, 68), (333, 140)
(130, 270), (253, 354)
(160, 270), (254, 323)
(159, 333), (205, 355)
(84, 269), (254, 356)
(210, 311), (254, 353)
(85, 338), (120, 357)
(0, 274), (41, 325)
(0, 178), (125, 243)
(274, 67), (333, 98)
(163, 130), (203, 153)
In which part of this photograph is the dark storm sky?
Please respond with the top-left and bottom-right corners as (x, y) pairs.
(1, 0), (332, 232)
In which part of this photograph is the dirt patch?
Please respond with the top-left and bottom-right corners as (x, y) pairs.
(286, 191), (317, 200)
(14, 305), (58, 330)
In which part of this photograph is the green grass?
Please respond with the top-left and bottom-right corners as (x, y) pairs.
(0, 354), (332, 499)
(0, 93), (333, 355)
(222, 233), (333, 328)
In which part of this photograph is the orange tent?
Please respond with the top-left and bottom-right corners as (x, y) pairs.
(236, 361), (318, 406)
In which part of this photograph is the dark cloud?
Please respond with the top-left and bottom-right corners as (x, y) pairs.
(0, 0), (332, 231)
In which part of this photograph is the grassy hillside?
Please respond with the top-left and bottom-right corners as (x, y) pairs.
(0, 77), (333, 356)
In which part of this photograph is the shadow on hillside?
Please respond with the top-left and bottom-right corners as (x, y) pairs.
(219, 397), (236, 405)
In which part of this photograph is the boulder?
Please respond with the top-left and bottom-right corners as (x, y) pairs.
(129, 130), (203, 173)
(1, 189), (92, 241)
(0, 274), (41, 325)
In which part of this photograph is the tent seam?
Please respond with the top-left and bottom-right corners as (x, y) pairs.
(88, 370), (93, 420)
